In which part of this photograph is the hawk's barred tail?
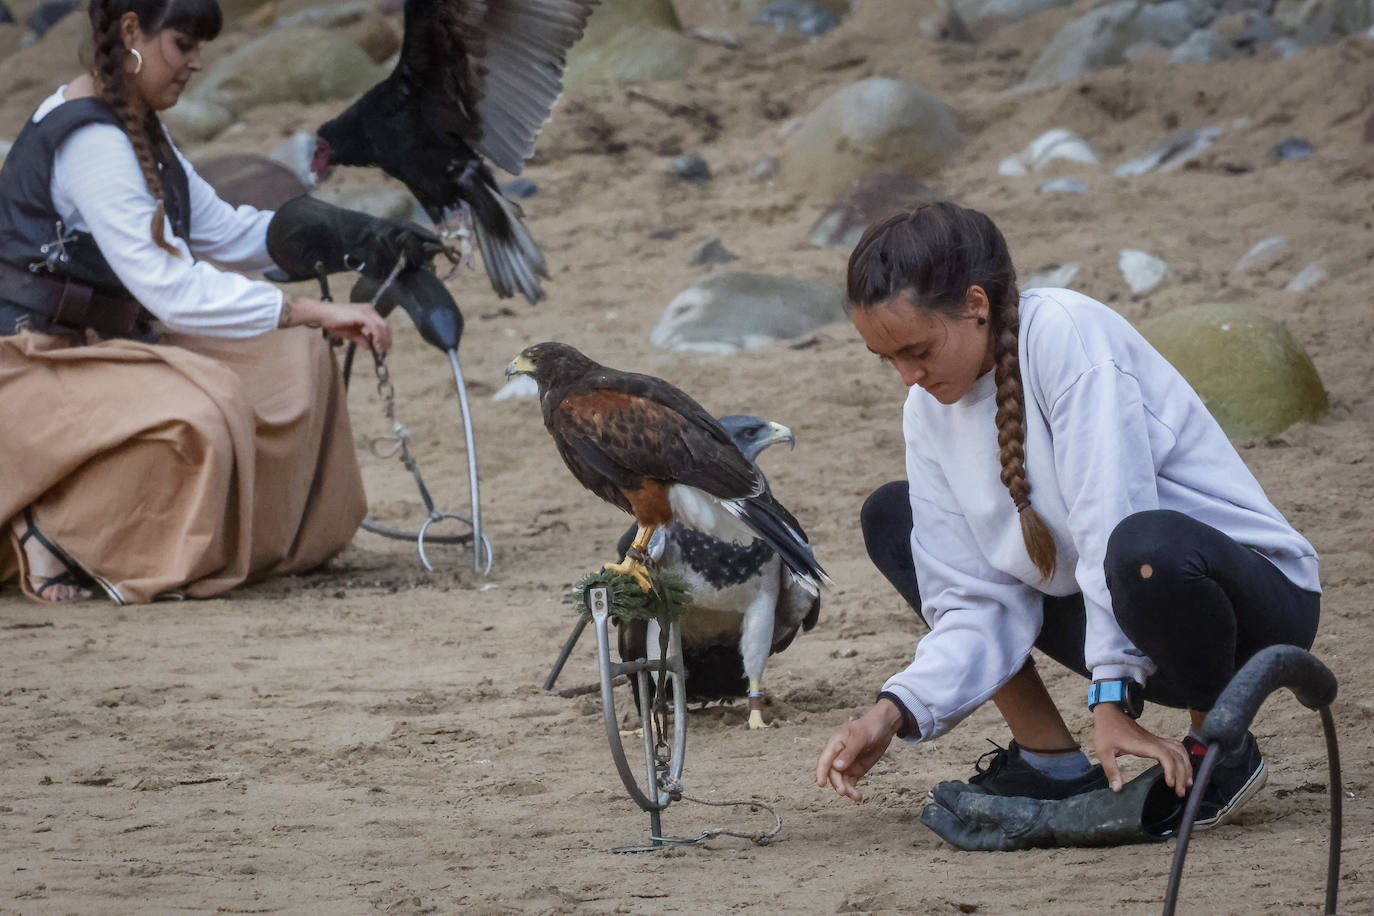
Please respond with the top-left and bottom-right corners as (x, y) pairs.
(732, 495), (830, 593)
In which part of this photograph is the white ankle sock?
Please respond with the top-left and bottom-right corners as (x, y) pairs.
(1019, 747), (1093, 780)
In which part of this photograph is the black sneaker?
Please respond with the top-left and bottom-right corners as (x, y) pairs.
(1183, 733), (1267, 829)
(964, 740), (1109, 800)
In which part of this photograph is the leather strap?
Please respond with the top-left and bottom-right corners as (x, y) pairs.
(0, 259), (146, 336)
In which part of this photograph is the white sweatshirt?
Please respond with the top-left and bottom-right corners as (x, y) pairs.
(36, 87), (283, 337)
(880, 288), (1319, 743)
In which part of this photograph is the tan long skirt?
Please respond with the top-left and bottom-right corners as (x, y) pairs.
(0, 327), (365, 603)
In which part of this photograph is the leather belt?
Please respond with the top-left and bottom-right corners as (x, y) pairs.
(0, 259), (147, 336)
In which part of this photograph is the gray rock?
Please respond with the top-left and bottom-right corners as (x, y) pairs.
(1138, 303), (1328, 438)
(26, 0), (75, 36)
(998, 128), (1101, 176)
(687, 238), (739, 267)
(1285, 261), (1328, 292)
(315, 186), (416, 221)
(650, 273), (847, 354)
(1232, 235), (1290, 274)
(1022, 263), (1081, 288)
(0, 1), (13, 24)
(1119, 249), (1171, 294)
(952, 0), (1078, 40)
(501, 178), (539, 199)
(184, 27), (387, 115)
(161, 97), (237, 143)
(1022, 0), (1197, 89)
(807, 168), (944, 249)
(1115, 125), (1222, 176)
(1268, 136), (1314, 160)
(754, 0), (841, 37)
(751, 157), (780, 181)
(671, 155), (712, 182)
(1037, 177), (1090, 193)
(194, 155), (308, 210)
(690, 26), (741, 48)
(1167, 28), (1234, 63)
(780, 77), (963, 199)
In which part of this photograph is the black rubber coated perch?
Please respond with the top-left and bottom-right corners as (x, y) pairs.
(1163, 645), (1342, 916)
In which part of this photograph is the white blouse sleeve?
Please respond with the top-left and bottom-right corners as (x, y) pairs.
(879, 406), (1046, 744)
(173, 145), (279, 274)
(50, 122), (283, 338)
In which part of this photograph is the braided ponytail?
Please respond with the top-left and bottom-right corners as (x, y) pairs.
(848, 202), (1058, 581)
(86, 0), (222, 256)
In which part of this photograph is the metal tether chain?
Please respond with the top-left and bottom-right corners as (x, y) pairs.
(363, 259), (451, 536)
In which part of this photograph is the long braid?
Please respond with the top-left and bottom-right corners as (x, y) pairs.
(990, 296), (1057, 580)
(89, 0), (180, 256)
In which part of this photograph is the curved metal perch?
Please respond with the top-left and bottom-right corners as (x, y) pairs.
(1162, 645), (1342, 916)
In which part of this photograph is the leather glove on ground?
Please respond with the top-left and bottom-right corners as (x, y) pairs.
(919, 766), (1183, 851)
(266, 196), (445, 282)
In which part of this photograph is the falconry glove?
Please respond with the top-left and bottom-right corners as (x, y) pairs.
(919, 766), (1184, 851)
(266, 195), (446, 283)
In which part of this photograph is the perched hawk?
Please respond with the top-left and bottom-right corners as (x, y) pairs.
(310, 0), (600, 303)
(615, 415), (821, 729)
(504, 343), (828, 598)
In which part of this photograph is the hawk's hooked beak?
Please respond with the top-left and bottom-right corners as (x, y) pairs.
(765, 421), (796, 451)
(505, 354), (535, 379)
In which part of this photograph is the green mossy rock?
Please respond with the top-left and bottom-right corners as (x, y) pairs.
(1139, 303), (1328, 439)
(563, 0), (697, 91)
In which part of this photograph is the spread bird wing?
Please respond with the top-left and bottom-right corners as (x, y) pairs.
(551, 387), (762, 501)
(395, 0), (599, 175)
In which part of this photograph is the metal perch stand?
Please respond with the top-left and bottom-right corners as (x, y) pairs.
(1162, 645), (1343, 916)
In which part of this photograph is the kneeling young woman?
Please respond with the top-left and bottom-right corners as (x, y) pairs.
(815, 202), (1320, 830)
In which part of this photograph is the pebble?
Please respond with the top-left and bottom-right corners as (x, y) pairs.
(500, 178), (539, 199)
(671, 155), (712, 182)
(1267, 137), (1314, 161)
(687, 237), (739, 267)
(753, 0), (841, 38)
(1038, 177), (1090, 194)
(1119, 249), (1171, 294)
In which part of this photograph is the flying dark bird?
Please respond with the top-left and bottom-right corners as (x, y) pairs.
(615, 415), (821, 729)
(504, 343), (829, 600)
(310, 0), (600, 304)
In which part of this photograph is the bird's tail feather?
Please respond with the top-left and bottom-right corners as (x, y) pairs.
(726, 497), (831, 594)
(458, 169), (548, 304)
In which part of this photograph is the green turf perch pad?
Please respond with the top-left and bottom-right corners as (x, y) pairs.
(569, 569), (691, 624)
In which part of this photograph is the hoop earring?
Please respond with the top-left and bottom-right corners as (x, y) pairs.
(128, 48), (143, 75)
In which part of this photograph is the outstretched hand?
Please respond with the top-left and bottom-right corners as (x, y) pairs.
(1092, 704), (1193, 796)
(815, 698), (904, 804)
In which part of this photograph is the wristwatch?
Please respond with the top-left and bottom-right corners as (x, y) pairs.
(1087, 678), (1144, 719)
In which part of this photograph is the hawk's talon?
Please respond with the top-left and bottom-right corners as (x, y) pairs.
(603, 556), (653, 591)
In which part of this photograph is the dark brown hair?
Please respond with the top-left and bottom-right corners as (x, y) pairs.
(847, 201), (1056, 581)
(88, 0), (222, 256)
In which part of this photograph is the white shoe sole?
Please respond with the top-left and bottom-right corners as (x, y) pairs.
(1193, 756), (1267, 830)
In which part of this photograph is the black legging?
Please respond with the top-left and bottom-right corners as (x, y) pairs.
(861, 481), (1320, 710)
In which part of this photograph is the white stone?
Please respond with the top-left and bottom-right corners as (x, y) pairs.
(1115, 125), (1222, 176)
(1038, 177), (1090, 194)
(1285, 262), (1329, 293)
(491, 375), (539, 401)
(1023, 263), (1081, 288)
(999, 128), (1101, 175)
(1119, 249), (1170, 294)
(1233, 236), (1290, 274)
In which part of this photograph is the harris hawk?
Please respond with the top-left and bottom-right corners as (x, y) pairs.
(615, 415), (821, 729)
(504, 343), (829, 599)
(309, 0), (600, 304)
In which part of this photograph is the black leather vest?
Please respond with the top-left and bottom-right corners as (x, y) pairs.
(0, 97), (191, 337)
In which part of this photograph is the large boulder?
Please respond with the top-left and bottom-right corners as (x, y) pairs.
(184, 27), (386, 115)
(807, 168), (944, 249)
(1021, 0), (1197, 89)
(161, 97), (237, 143)
(194, 155), (309, 210)
(562, 0), (697, 91)
(650, 272), (846, 353)
(780, 77), (962, 200)
(1138, 303), (1328, 438)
